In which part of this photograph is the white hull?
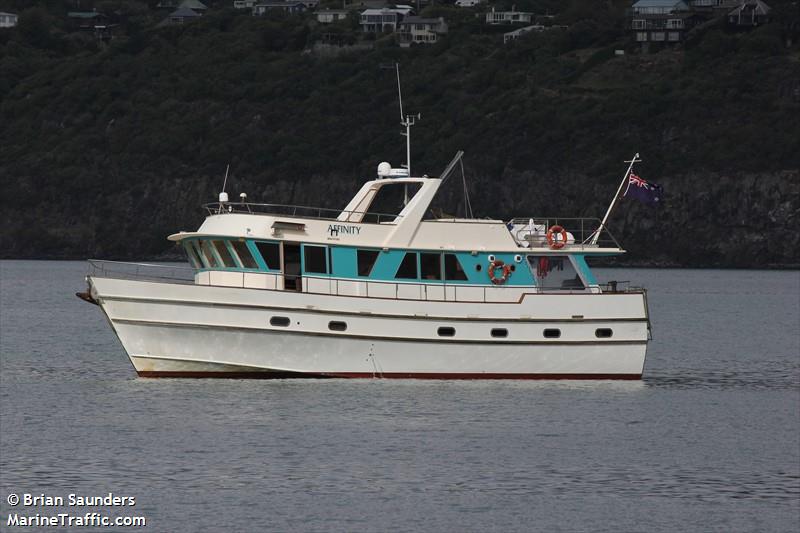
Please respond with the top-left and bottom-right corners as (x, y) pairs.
(89, 277), (649, 379)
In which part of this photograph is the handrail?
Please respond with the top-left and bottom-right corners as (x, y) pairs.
(507, 217), (623, 250)
(87, 260), (645, 303)
(203, 202), (403, 225)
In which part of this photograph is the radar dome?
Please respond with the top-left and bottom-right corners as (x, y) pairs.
(377, 162), (392, 178)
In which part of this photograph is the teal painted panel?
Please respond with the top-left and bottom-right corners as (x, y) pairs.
(330, 246), (358, 278)
(371, 250), (411, 281)
(574, 255), (598, 285)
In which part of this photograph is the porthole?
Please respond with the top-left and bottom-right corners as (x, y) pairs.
(475, 264), (482, 272)
(514, 255), (522, 263)
(595, 328), (613, 338)
(510, 265), (516, 271)
(437, 327), (456, 337)
(491, 328), (508, 338)
(329, 321), (347, 332)
(270, 316), (290, 327)
(543, 328), (561, 339)
(488, 255), (496, 262)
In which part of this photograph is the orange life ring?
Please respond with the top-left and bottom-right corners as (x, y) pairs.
(488, 259), (512, 285)
(546, 225), (568, 250)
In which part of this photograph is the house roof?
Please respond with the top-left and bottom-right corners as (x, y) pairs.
(361, 7), (411, 15)
(728, 0), (771, 15)
(257, 1), (305, 6)
(67, 11), (104, 19)
(0, 11), (17, 16)
(179, 0), (208, 10)
(170, 6), (202, 17)
(399, 16), (443, 25)
(632, 0), (687, 7)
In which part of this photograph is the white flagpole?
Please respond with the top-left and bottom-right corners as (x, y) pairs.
(589, 153), (640, 245)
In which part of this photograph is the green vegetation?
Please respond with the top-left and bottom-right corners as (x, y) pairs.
(1, 1), (798, 266)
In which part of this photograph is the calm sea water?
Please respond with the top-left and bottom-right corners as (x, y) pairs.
(1, 261), (798, 532)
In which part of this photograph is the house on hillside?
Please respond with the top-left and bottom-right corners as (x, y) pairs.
(397, 16), (447, 46)
(727, 0), (771, 26)
(455, 0), (485, 7)
(503, 25), (544, 43)
(156, 1), (181, 8)
(315, 9), (350, 23)
(179, 0), (208, 12)
(253, 1), (307, 15)
(158, 6), (202, 26)
(629, 0), (703, 44)
(360, 7), (413, 33)
(234, 0), (259, 8)
(0, 11), (18, 28)
(485, 7), (533, 25)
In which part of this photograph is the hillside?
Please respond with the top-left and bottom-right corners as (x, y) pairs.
(1, 1), (799, 267)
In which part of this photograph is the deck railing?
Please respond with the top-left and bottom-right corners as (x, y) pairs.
(508, 217), (622, 250)
(202, 202), (402, 224)
(87, 260), (644, 302)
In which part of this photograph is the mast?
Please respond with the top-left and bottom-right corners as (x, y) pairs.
(590, 153), (640, 246)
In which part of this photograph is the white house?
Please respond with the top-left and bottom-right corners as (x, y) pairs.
(485, 7), (533, 25)
(253, 1), (307, 15)
(397, 16), (448, 46)
(503, 24), (545, 43)
(315, 8), (349, 23)
(455, 0), (484, 7)
(360, 7), (413, 33)
(0, 12), (18, 28)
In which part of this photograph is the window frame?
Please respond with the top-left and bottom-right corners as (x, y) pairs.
(253, 241), (281, 271)
(229, 240), (259, 270)
(303, 244), (329, 275)
(394, 252), (419, 280)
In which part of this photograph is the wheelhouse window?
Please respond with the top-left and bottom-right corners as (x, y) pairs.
(357, 249), (380, 277)
(395, 252), (418, 279)
(212, 240), (236, 268)
(231, 241), (258, 269)
(420, 253), (442, 280)
(528, 256), (585, 290)
(304, 245), (328, 274)
(183, 242), (202, 268)
(255, 242), (280, 270)
(199, 240), (219, 267)
(444, 254), (468, 281)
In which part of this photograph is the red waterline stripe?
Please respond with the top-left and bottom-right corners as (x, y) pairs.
(138, 371), (642, 380)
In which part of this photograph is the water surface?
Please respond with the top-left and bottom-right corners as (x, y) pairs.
(1, 261), (798, 532)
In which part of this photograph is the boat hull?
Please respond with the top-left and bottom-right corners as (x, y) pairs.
(89, 276), (649, 379)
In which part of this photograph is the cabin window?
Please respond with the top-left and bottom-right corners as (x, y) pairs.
(231, 241), (258, 269)
(199, 240), (219, 267)
(444, 254), (468, 281)
(543, 328), (561, 339)
(527, 256), (585, 290)
(212, 240), (236, 268)
(395, 252), (418, 279)
(437, 327), (456, 337)
(183, 242), (202, 268)
(491, 328), (508, 338)
(596, 328), (613, 338)
(357, 249), (380, 277)
(255, 242), (280, 270)
(270, 316), (290, 327)
(328, 321), (347, 331)
(304, 245), (328, 274)
(420, 253), (442, 280)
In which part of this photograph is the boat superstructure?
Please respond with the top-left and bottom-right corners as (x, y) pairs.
(83, 161), (651, 379)
(82, 72), (651, 379)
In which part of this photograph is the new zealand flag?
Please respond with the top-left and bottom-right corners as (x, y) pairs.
(624, 173), (663, 206)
